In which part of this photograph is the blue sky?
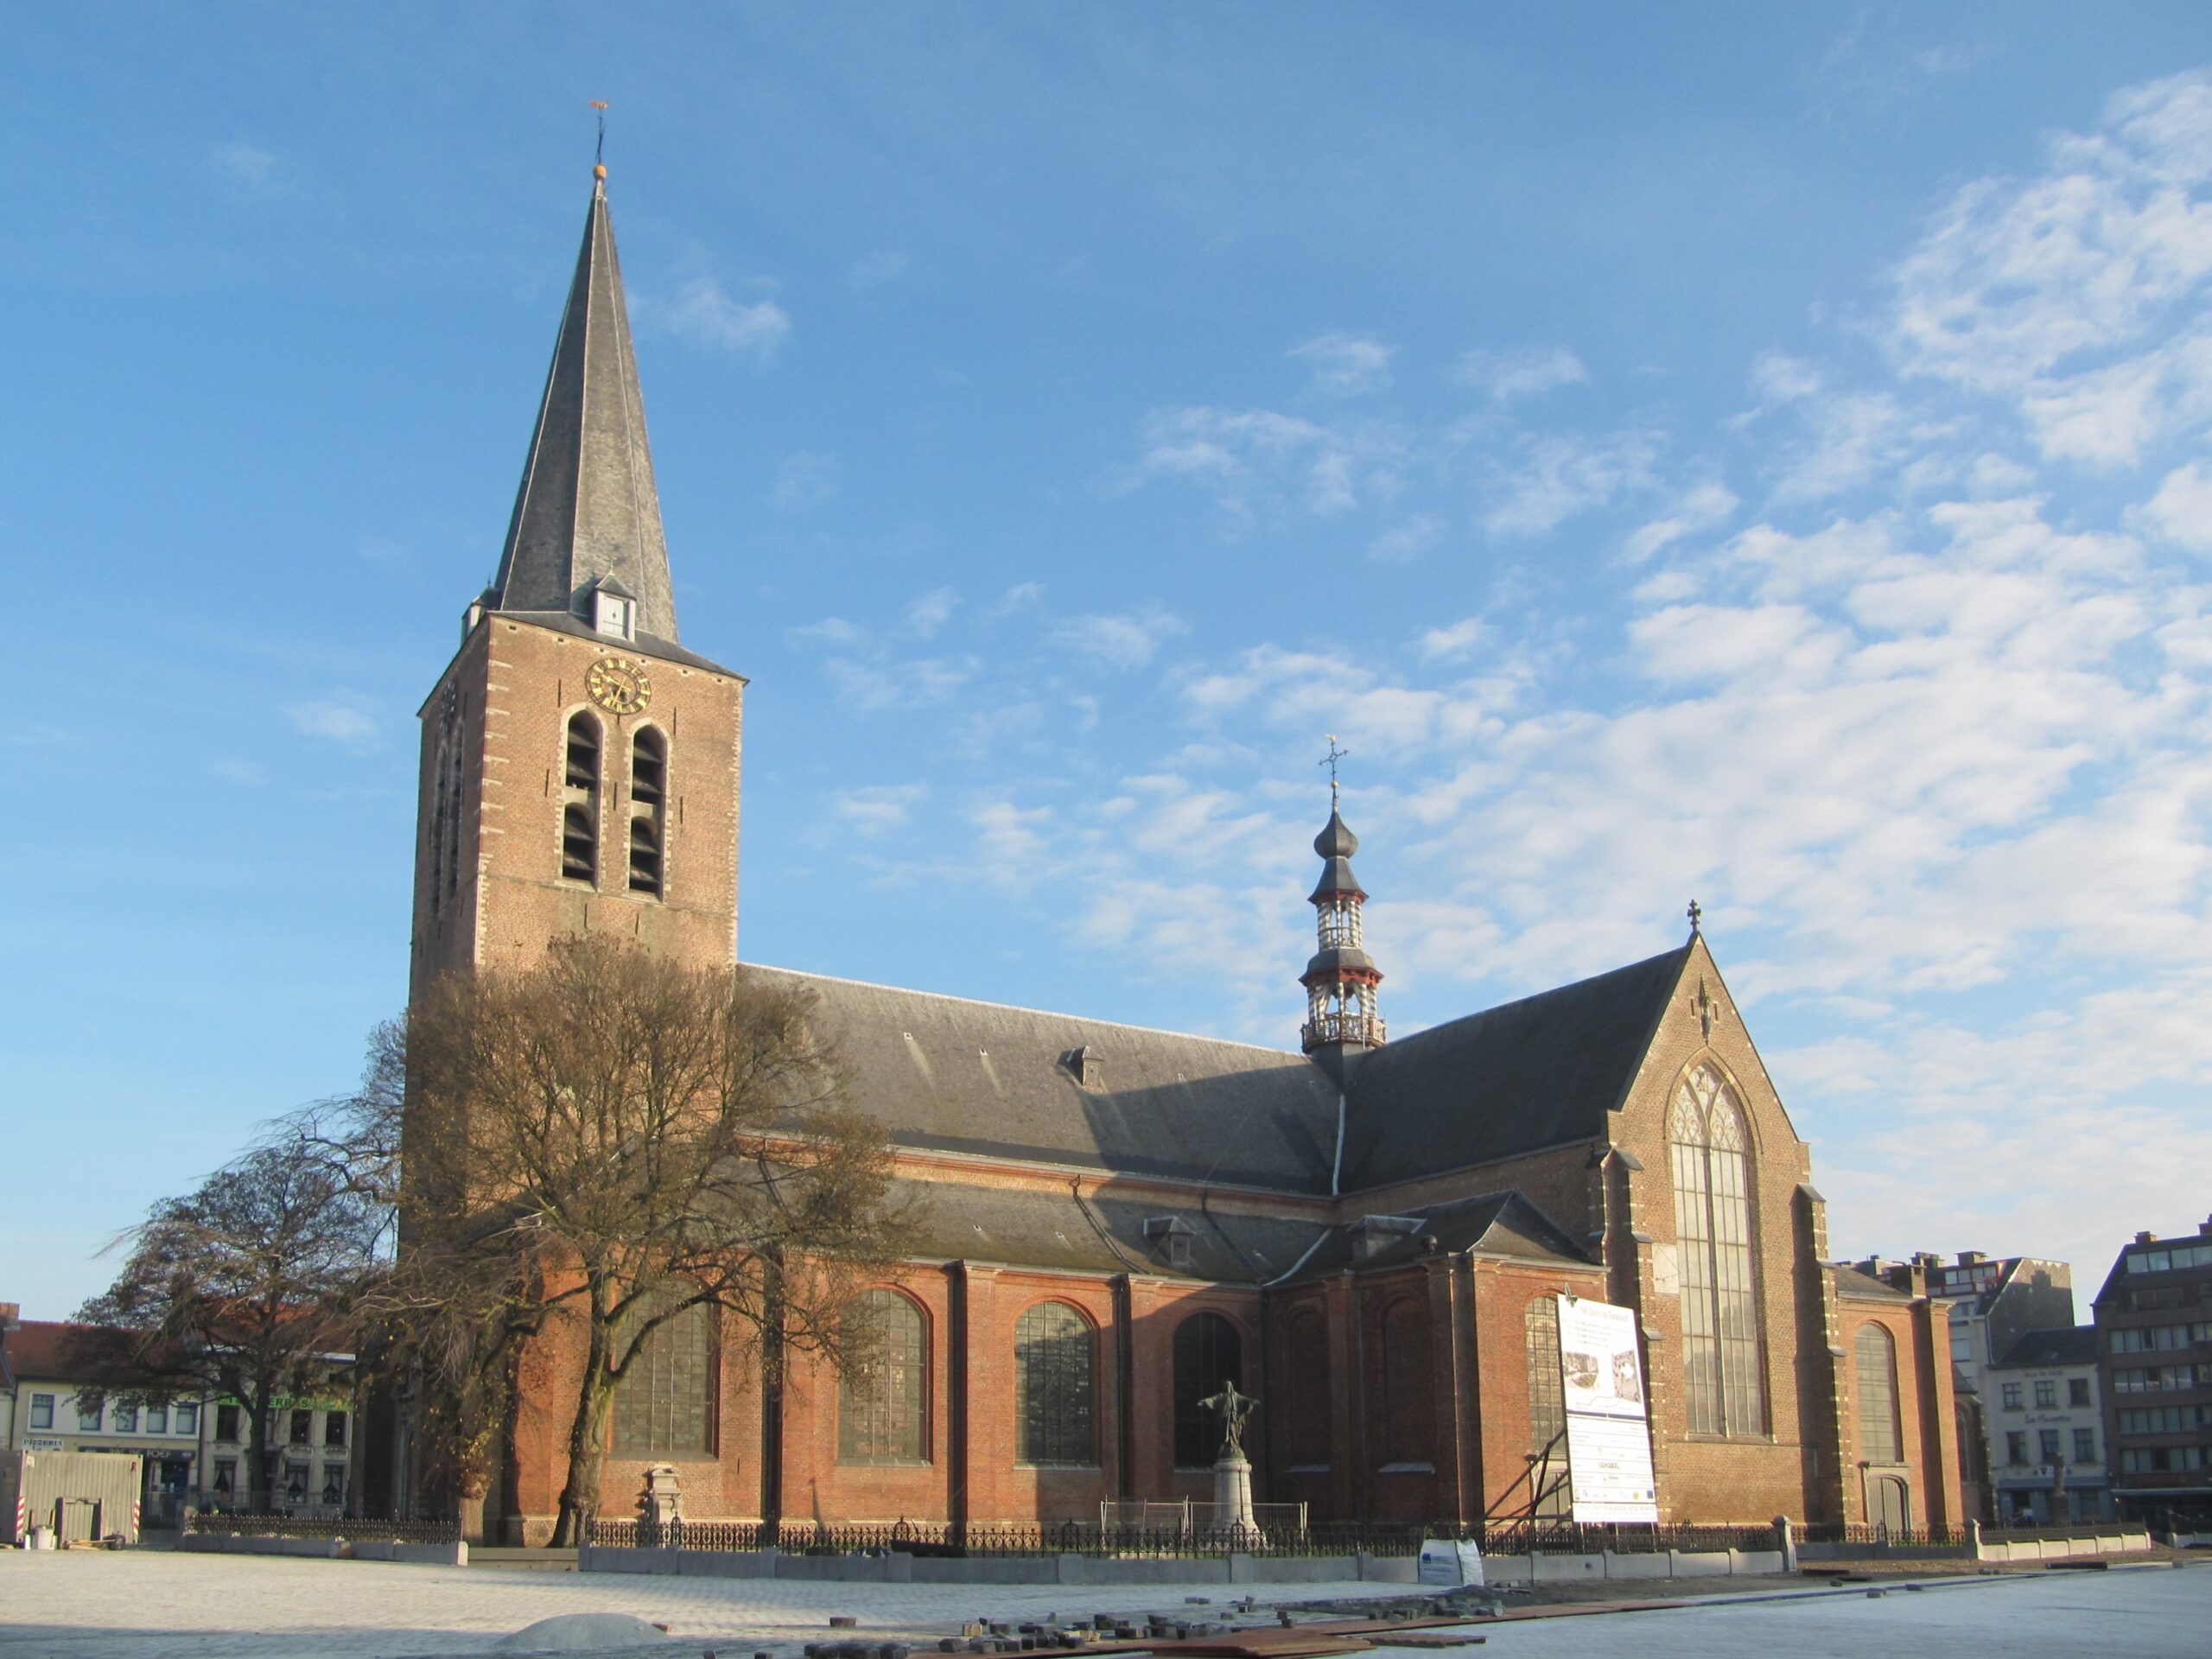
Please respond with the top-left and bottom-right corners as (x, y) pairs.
(5, 5), (2209, 1319)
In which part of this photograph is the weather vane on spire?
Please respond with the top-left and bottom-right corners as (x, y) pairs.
(591, 99), (610, 174)
(1320, 734), (1349, 804)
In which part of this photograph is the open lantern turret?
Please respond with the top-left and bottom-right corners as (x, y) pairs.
(1300, 786), (1385, 1054)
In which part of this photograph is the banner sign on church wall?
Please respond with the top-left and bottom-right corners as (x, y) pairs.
(1556, 1295), (1659, 1524)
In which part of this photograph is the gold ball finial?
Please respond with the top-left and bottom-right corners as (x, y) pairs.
(594, 162), (607, 180)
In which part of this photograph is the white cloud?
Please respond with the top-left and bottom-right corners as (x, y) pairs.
(835, 784), (926, 836)
(1772, 393), (1907, 501)
(1418, 618), (1490, 663)
(773, 452), (839, 511)
(848, 251), (909, 289)
(1749, 352), (1821, 406)
(904, 588), (961, 638)
(787, 616), (862, 647)
(2139, 459), (2212, 553)
(1483, 430), (1659, 535)
(1886, 70), (2212, 466)
(286, 694), (378, 748)
(653, 277), (791, 358)
(1133, 405), (1406, 525)
(1624, 482), (1738, 563)
(1052, 607), (1188, 670)
(825, 657), (972, 713)
(1367, 513), (1446, 564)
(1291, 332), (1395, 397)
(211, 141), (280, 191)
(1457, 346), (1588, 404)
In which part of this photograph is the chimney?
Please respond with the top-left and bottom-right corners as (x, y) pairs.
(2136, 1231), (2158, 1246)
(1956, 1250), (1986, 1267)
(2200, 1216), (2212, 1237)
(0, 1301), (17, 1331)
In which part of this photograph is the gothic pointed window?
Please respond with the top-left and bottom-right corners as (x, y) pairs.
(1856, 1323), (1903, 1464)
(1014, 1301), (1095, 1467)
(1524, 1296), (1571, 1516)
(627, 727), (666, 897)
(839, 1289), (926, 1464)
(1376, 1298), (1434, 1468)
(562, 712), (601, 883)
(1172, 1313), (1241, 1469)
(612, 1301), (714, 1457)
(1669, 1065), (1767, 1436)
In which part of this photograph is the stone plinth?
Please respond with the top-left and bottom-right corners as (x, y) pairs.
(1212, 1452), (1255, 1534)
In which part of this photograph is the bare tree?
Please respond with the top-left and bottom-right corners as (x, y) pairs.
(76, 1132), (387, 1512)
(401, 937), (906, 1546)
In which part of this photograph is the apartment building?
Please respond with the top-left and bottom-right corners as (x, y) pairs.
(1983, 1327), (2108, 1523)
(2094, 1218), (2212, 1528)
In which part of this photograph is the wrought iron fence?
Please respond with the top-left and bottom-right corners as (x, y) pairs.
(582, 1515), (1780, 1558)
(185, 1511), (461, 1544)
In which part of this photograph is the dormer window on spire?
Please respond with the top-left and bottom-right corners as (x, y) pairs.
(590, 576), (638, 641)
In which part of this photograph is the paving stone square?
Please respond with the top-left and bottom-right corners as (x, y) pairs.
(0, 1552), (2204, 1659)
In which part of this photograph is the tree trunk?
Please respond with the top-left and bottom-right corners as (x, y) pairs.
(549, 1285), (615, 1548)
(246, 1387), (273, 1513)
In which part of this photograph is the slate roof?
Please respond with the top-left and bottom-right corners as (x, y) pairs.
(1830, 1264), (1915, 1303)
(1337, 945), (1691, 1192)
(896, 1181), (1334, 1286)
(494, 607), (741, 680)
(750, 967), (1343, 1194)
(491, 173), (679, 643)
(1996, 1325), (2100, 1369)
(1274, 1191), (1594, 1283)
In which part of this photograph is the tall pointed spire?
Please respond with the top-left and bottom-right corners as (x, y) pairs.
(489, 162), (678, 643)
(1300, 747), (1386, 1058)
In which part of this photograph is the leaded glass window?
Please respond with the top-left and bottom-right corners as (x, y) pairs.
(1172, 1313), (1241, 1469)
(1669, 1065), (1767, 1436)
(1855, 1323), (1902, 1463)
(839, 1289), (926, 1463)
(612, 1301), (714, 1456)
(1524, 1296), (1571, 1516)
(1014, 1301), (1096, 1466)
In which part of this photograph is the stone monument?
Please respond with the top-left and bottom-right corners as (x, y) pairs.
(1198, 1379), (1260, 1536)
(636, 1463), (683, 1548)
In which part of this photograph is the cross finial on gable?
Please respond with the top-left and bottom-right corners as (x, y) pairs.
(1687, 898), (1701, 934)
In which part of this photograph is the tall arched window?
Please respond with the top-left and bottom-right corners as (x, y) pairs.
(628, 727), (666, 897)
(1014, 1301), (1095, 1467)
(1669, 1065), (1767, 1436)
(838, 1290), (925, 1463)
(1856, 1323), (1903, 1464)
(612, 1301), (714, 1457)
(1376, 1299), (1433, 1468)
(1281, 1309), (1332, 1469)
(562, 712), (601, 884)
(1172, 1313), (1241, 1469)
(1524, 1296), (1571, 1516)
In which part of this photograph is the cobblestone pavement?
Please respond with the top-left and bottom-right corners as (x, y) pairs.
(0, 1552), (2204, 1659)
(0, 1552), (1372, 1658)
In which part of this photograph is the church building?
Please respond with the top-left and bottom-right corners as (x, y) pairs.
(401, 168), (1963, 1546)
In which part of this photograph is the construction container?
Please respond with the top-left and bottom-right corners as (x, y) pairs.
(2, 1449), (143, 1546)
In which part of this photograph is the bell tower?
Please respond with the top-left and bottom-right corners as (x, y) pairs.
(408, 163), (746, 997)
(1300, 742), (1386, 1065)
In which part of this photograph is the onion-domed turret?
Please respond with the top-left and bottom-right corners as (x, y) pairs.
(1300, 743), (1385, 1056)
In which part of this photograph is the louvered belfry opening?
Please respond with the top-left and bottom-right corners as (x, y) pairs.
(628, 726), (666, 896)
(562, 712), (601, 883)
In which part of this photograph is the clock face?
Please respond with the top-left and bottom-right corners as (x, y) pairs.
(586, 654), (652, 715)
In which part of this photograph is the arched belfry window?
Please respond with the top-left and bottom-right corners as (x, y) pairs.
(1172, 1313), (1241, 1469)
(839, 1289), (925, 1464)
(1014, 1301), (1096, 1467)
(628, 727), (666, 897)
(1856, 1324), (1903, 1464)
(562, 712), (601, 884)
(1669, 1065), (1767, 1436)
